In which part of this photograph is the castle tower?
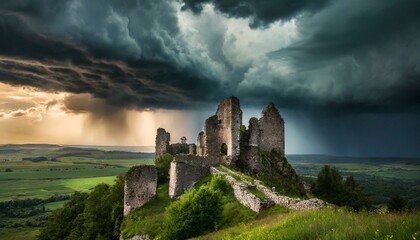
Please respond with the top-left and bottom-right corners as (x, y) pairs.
(203, 96), (242, 165)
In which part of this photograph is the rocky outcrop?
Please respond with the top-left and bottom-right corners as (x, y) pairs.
(124, 166), (157, 216)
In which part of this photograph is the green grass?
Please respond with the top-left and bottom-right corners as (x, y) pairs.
(64, 176), (116, 191)
(248, 188), (267, 200)
(0, 158), (153, 201)
(121, 176), (262, 239)
(44, 200), (68, 211)
(197, 208), (420, 240)
(221, 164), (254, 183)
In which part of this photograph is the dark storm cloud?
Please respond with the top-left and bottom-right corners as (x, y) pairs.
(180, 0), (330, 28)
(260, 0), (420, 113)
(0, 0), (224, 110)
(0, 0), (419, 115)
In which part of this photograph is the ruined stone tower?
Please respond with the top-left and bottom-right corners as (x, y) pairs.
(203, 96), (242, 165)
(238, 102), (285, 174)
(258, 102), (285, 153)
(155, 128), (171, 158)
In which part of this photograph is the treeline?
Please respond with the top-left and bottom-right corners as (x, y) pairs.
(312, 165), (417, 212)
(0, 195), (70, 215)
(39, 174), (124, 240)
(312, 165), (371, 211)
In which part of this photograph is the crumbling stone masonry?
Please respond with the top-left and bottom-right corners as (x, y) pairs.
(168, 155), (212, 199)
(202, 96), (242, 165)
(124, 165), (157, 216)
(196, 131), (205, 156)
(155, 128), (197, 157)
(188, 144), (196, 155)
(258, 103), (285, 153)
(155, 128), (171, 158)
(210, 167), (274, 212)
(238, 102), (285, 174)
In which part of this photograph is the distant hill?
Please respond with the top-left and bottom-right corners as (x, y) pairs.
(0, 144), (62, 149)
(287, 154), (420, 165)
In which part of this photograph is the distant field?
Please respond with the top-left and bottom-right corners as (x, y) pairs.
(0, 144), (155, 240)
(0, 145), (154, 201)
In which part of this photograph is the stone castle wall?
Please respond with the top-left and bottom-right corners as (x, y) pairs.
(168, 155), (211, 198)
(170, 143), (189, 155)
(124, 165), (157, 216)
(210, 167), (274, 212)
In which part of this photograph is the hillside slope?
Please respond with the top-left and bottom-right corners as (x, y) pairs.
(196, 208), (420, 240)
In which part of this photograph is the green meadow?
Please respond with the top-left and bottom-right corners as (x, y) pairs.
(196, 208), (420, 240)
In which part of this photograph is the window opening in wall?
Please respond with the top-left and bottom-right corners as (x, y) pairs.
(221, 143), (228, 155)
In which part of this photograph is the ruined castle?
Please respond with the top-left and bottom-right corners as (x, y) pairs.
(124, 97), (326, 216)
(156, 97), (284, 167)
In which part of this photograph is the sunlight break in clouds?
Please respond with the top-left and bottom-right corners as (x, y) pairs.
(0, 83), (199, 146)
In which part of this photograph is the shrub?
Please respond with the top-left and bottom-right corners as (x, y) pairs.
(387, 195), (407, 212)
(160, 180), (223, 239)
(155, 153), (173, 183)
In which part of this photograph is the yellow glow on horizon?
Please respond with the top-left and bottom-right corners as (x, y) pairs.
(0, 83), (199, 146)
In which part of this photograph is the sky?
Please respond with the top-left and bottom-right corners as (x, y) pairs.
(0, 0), (419, 157)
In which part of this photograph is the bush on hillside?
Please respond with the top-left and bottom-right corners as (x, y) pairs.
(160, 177), (224, 240)
(387, 194), (407, 212)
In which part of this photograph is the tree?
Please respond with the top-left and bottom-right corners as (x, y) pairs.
(387, 195), (407, 212)
(39, 175), (125, 240)
(39, 192), (89, 240)
(314, 165), (343, 203)
(342, 176), (371, 211)
(314, 165), (371, 211)
(180, 136), (187, 144)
